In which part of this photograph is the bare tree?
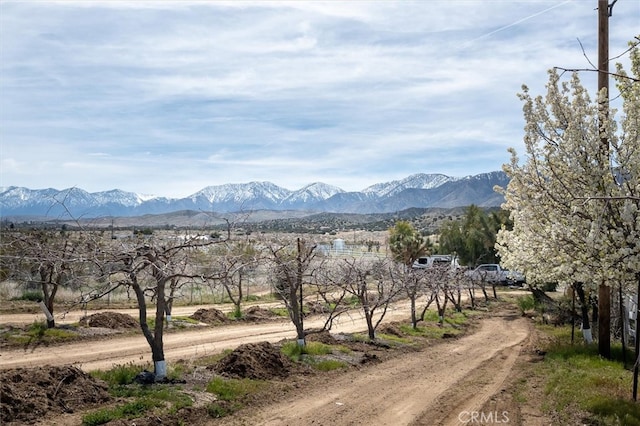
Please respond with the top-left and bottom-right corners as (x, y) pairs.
(96, 232), (225, 379)
(267, 237), (317, 346)
(335, 256), (403, 340)
(1, 228), (95, 328)
(425, 265), (450, 325)
(389, 263), (431, 329)
(446, 269), (468, 312)
(206, 241), (259, 318)
(310, 259), (360, 333)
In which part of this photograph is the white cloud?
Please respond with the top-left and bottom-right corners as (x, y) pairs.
(1, 0), (638, 198)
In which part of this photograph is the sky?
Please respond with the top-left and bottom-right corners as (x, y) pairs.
(1, 1), (638, 199)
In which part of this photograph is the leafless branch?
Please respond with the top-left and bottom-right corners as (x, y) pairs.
(576, 38), (597, 69)
(554, 67), (640, 83)
(610, 37), (640, 61)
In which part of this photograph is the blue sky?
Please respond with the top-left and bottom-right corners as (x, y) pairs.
(1, 1), (638, 198)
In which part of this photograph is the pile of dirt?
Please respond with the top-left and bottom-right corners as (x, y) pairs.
(190, 308), (229, 324)
(0, 365), (112, 424)
(211, 341), (292, 380)
(306, 330), (339, 345)
(79, 311), (139, 329)
(242, 306), (280, 322)
(378, 322), (404, 337)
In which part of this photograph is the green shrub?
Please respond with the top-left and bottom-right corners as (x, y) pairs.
(516, 295), (536, 314)
(82, 408), (114, 426)
(281, 341), (333, 361)
(11, 291), (43, 301)
(27, 321), (47, 338)
(82, 398), (159, 425)
(91, 362), (148, 386)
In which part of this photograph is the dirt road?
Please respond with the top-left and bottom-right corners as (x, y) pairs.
(0, 303), (414, 371)
(1, 302), (534, 425)
(225, 310), (531, 426)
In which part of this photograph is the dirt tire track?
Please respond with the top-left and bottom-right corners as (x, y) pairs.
(225, 311), (529, 426)
(0, 304), (414, 371)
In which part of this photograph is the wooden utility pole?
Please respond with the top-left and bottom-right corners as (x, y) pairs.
(597, 0), (612, 360)
(634, 273), (640, 400)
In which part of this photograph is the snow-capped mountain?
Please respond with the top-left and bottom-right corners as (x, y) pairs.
(362, 173), (457, 197)
(186, 182), (292, 211)
(91, 189), (150, 207)
(282, 182), (345, 206)
(0, 172), (509, 218)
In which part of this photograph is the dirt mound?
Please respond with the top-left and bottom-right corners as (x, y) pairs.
(79, 311), (139, 329)
(242, 306), (279, 321)
(190, 308), (229, 324)
(379, 323), (404, 337)
(0, 365), (111, 424)
(212, 341), (292, 380)
(306, 330), (339, 345)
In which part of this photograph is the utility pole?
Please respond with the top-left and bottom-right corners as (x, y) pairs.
(597, 0), (612, 361)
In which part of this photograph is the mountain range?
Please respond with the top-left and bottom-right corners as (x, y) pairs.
(0, 171), (508, 219)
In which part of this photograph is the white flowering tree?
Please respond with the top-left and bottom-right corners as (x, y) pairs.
(496, 41), (640, 351)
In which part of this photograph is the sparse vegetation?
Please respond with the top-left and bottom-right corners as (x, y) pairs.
(530, 325), (640, 425)
(10, 290), (43, 301)
(83, 363), (193, 425)
(2, 320), (78, 346)
(281, 340), (333, 362)
(91, 362), (149, 386)
(204, 377), (266, 418)
(516, 294), (536, 315)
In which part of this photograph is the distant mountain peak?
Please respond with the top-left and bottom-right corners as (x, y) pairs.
(0, 171), (507, 218)
(362, 173), (457, 197)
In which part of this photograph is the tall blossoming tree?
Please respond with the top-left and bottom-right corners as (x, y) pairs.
(497, 41), (640, 350)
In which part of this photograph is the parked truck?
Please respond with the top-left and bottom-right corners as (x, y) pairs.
(465, 264), (525, 286)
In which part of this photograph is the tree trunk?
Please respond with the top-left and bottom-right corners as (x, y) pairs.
(575, 282), (593, 343)
(364, 307), (375, 340)
(153, 278), (167, 378)
(633, 273), (640, 400)
(571, 283), (576, 344)
(38, 300), (55, 329)
(598, 283), (611, 359)
(467, 287), (475, 309)
(40, 275), (57, 328)
(295, 238), (305, 345)
(435, 292), (448, 325)
(447, 288), (462, 312)
(410, 296), (417, 329)
(132, 277), (166, 380)
(480, 282), (489, 302)
(619, 282), (627, 367)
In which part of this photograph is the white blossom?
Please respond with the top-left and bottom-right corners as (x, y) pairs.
(496, 39), (640, 292)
